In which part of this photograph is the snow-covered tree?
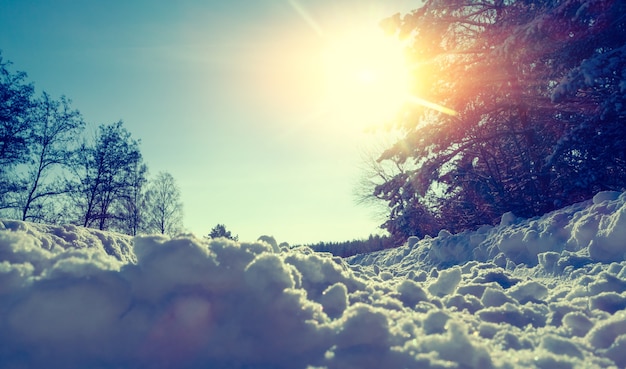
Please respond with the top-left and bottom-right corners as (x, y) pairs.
(374, 0), (626, 241)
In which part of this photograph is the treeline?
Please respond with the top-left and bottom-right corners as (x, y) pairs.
(0, 52), (183, 235)
(365, 0), (626, 243)
(307, 234), (395, 258)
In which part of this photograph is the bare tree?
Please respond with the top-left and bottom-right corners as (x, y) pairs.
(18, 92), (84, 222)
(74, 121), (143, 230)
(143, 171), (183, 235)
(116, 160), (148, 235)
(354, 140), (407, 217)
(0, 52), (35, 212)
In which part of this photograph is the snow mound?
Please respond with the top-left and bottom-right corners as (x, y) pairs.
(351, 191), (626, 272)
(1, 191), (626, 368)
(0, 219), (135, 264)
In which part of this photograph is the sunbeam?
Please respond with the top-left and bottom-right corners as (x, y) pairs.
(408, 96), (458, 116)
(287, 0), (324, 37)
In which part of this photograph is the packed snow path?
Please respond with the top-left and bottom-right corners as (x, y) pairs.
(1, 191), (626, 368)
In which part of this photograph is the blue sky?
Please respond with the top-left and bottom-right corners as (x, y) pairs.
(0, 0), (418, 244)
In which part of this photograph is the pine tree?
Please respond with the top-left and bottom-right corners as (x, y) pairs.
(373, 0), (626, 242)
(207, 224), (238, 241)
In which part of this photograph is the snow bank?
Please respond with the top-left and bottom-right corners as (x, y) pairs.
(1, 191), (626, 368)
(0, 219), (135, 264)
(351, 191), (626, 271)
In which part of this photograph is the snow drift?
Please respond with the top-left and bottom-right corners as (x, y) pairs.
(2, 191), (626, 368)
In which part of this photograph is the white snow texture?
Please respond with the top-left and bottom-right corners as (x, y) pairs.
(2, 191), (626, 368)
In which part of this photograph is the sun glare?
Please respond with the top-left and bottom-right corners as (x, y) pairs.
(321, 27), (411, 128)
(272, 2), (459, 135)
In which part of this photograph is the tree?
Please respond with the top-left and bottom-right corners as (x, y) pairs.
(0, 54), (154, 229)
(74, 121), (144, 231)
(372, 0), (626, 241)
(0, 52), (36, 211)
(116, 159), (148, 235)
(16, 92), (85, 222)
(143, 171), (184, 235)
(207, 224), (238, 241)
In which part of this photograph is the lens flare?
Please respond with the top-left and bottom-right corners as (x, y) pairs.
(408, 96), (458, 116)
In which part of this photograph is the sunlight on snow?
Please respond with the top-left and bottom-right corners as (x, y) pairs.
(2, 191), (626, 367)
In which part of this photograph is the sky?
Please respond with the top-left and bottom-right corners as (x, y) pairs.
(0, 0), (419, 244)
(2, 191), (626, 367)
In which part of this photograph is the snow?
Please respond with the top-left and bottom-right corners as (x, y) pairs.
(2, 191), (626, 368)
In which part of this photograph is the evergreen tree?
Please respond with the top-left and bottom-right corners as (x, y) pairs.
(374, 0), (626, 241)
(207, 224), (238, 241)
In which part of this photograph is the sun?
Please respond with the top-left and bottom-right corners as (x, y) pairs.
(320, 26), (411, 129)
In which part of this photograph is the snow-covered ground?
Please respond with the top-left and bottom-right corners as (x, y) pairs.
(2, 191), (626, 368)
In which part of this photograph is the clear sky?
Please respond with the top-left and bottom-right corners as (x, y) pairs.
(0, 0), (418, 245)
